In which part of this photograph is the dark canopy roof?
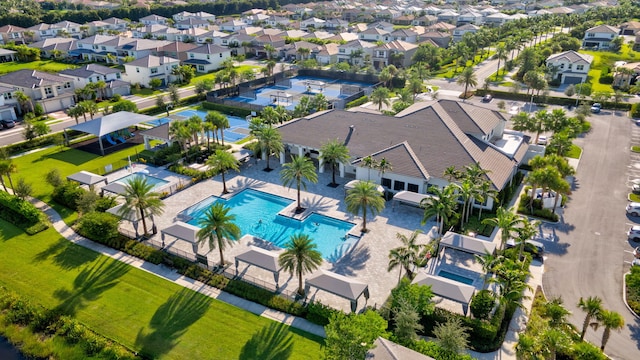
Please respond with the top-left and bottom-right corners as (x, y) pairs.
(412, 272), (475, 305)
(67, 112), (155, 137)
(305, 270), (369, 312)
(440, 231), (496, 255)
(66, 170), (107, 186)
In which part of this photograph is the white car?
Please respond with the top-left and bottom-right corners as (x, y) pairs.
(628, 226), (640, 241)
(627, 202), (640, 216)
(537, 136), (548, 145)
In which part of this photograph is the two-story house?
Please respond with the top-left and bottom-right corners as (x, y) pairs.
(372, 40), (418, 69)
(0, 70), (75, 113)
(184, 44), (232, 73)
(0, 25), (27, 45)
(139, 14), (169, 26)
(412, 15), (437, 27)
(300, 17), (326, 29)
(545, 50), (593, 84)
(30, 38), (77, 59)
(456, 11), (484, 26)
(123, 55), (180, 87)
(336, 40), (376, 65)
(437, 10), (459, 24)
(219, 20), (248, 33)
(175, 18), (210, 30)
(582, 25), (621, 50)
(116, 39), (172, 61)
(172, 11), (215, 22)
(484, 13), (513, 26)
(59, 64), (130, 97)
(0, 86), (18, 122)
(157, 42), (199, 62)
(359, 27), (391, 43)
(73, 35), (135, 63)
(390, 28), (418, 43)
(453, 24), (480, 42)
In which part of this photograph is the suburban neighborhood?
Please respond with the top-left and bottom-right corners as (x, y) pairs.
(0, 0), (639, 359)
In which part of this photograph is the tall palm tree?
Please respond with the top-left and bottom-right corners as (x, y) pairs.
(482, 206), (523, 250)
(0, 159), (16, 192)
(196, 203), (241, 266)
(541, 328), (571, 360)
(577, 296), (603, 341)
(421, 185), (458, 234)
(376, 158), (392, 178)
(474, 251), (502, 290)
(278, 234), (323, 296)
(186, 115), (203, 146)
(79, 100), (98, 120)
(362, 155), (378, 181)
(256, 126), (283, 171)
(169, 120), (191, 150)
(14, 91), (33, 114)
(205, 111), (229, 146)
(494, 44), (508, 80)
(118, 177), (165, 236)
(345, 180), (385, 233)
(388, 230), (424, 282)
(515, 218), (539, 262)
(207, 150), (240, 194)
(594, 309), (624, 351)
(476, 181), (497, 220)
(456, 67), (478, 98)
(370, 86), (391, 111)
(281, 155), (318, 212)
(319, 139), (350, 186)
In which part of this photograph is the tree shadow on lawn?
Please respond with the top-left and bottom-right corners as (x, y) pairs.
(0, 218), (23, 241)
(53, 257), (130, 316)
(33, 237), (99, 270)
(239, 322), (295, 360)
(135, 287), (212, 358)
(36, 148), (99, 166)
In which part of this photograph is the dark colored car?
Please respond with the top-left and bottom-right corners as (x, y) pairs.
(482, 94), (493, 103)
(0, 119), (15, 129)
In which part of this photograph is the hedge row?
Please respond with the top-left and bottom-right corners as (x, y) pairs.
(476, 89), (632, 111)
(517, 194), (560, 222)
(345, 95), (369, 109)
(2, 130), (85, 156)
(0, 287), (136, 359)
(0, 191), (49, 234)
(138, 94), (200, 116)
(201, 101), (253, 117)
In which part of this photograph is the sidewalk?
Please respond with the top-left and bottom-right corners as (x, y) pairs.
(30, 198), (326, 338)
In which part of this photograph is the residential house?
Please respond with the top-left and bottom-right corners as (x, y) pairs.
(324, 19), (349, 32)
(123, 55), (180, 87)
(116, 39), (172, 61)
(582, 25), (621, 50)
(243, 13), (270, 25)
(375, 9), (400, 21)
(453, 24), (480, 42)
(0, 25), (26, 45)
(51, 21), (83, 39)
(175, 18), (210, 30)
(172, 11), (215, 22)
(302, 31), (335, 41)
(330, 32), (359, 43)
(620, 21), (640, 35)
(0, 86), (18, 122)
(300, 17), (326, 30)
(336, 40), (376, 65)
(30, 38), (77, 59)
(184, 44), (232, 73)
(73, 35), (134, 62)
(545, 50), (593, 84)
(372, 40), (418, 69)
(359, 27), (391, 43)
(0, 49), (16, 62)
(253, 34), (287, 58)
(27, 23), (57, 41)
(316, 43), (339, 65)
(390, 28), (418, 43)
(612, 62), (640, 88)
(427, 22), (456, 33)
(484, 13), (512, 26)
(368, 21), (395, 33)
(59, 64), (130, 97)
(392, 14), (415, 26)
(219, 20), (248, 32)
(158, 41), (198, 62)
(412, 15), (437, 27)
(277, 99), (528, 207)
(266, 16), (291, 28)
(88, 17), (128, 35)
(457, 11), (484, 25)
(283, 41), (322, 61)
(437, 10), (459, 24)
(0, 70), (75, 113)
(139, 14), (169, 26)
(420, 32), (452, 48)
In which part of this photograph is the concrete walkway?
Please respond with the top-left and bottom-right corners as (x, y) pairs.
(31, 198), (326, 338)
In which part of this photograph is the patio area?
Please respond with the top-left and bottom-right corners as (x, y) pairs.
(142, 156), (439, 312)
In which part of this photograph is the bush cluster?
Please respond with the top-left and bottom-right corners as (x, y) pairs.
(201, 101), (252, 117)
(345, 95), (369, 108)
(631, 103), (640, 118)
(0, 287), (136, 359)
(517, 194), (560, 222)
(137, 142), (182, 166)
(0, 191), (49, 234)
(626, 266), (640, 315)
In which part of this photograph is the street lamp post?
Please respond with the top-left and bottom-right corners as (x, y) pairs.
(575, 77), (585, 107)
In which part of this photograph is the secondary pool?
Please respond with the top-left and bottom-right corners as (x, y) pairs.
(115, 173), (169, 191)
(437, 270), (475, 286)
(182, 189), (356, 261)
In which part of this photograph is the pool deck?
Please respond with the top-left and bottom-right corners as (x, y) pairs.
(95, 165), (192, 197)
(142, 156), (440, 313)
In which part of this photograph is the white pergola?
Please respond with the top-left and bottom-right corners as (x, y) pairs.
(66, 170), (107, 189)
(235, 242), (282, 288)
(305, 270), (369, 312)
(412, 271), (475, 316)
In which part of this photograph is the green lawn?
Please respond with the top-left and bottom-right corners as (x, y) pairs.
(566, 144), (583, 159)
(0, 221), (323, 359)
(132, 88), (163, 97)
(190, 65), (262, 85)
(581, 44), (640, 93)
(0, 60), (76, 75)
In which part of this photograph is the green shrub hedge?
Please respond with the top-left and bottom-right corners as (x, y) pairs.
(631, 103), (640, 118)
(345, 95), (369, 108)
(1, 130), (85, 156)
(0, 191), (49, 234)
(626, 265), (640, 315)
(201, 101), (252, 117)
(517, 194), (560, 222)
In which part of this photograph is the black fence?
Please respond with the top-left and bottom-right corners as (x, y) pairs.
(297, 69), (379, 84)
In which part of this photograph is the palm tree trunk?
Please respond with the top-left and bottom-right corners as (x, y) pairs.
(139, 207), (148, 235)
(362, 208), (367, 232)
(601, 329), (610, 350)
(331, 163), (336, 185)
(552, 191), (561, 214)
(298, 268), (304, 295)
(581, 316), (591, 341)
(221, 171), (228, 194)
(218, 236), (225, 265)
(296, 181), (302, 211)
(0, 176), (6, 192)
(6, 173), (14, 191)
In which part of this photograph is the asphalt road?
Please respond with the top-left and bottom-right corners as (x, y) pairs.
(541, 110), (640, 359)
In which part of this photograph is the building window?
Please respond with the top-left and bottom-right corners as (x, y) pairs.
(587, 33), (594, 37)
(101, 46), (106, 50)
(116, 73), (120, 79)
(219, 53), (223, 57)
(381, 178), (391, 188)
(206, 55), (210, 59)
(568, 64), (572, 69)
(559, 63), (564, 69)
(189, 53), (194, 58)
(64, 82), (71, 88)
(339, 48), (345, 53)
(3, 92), (12, 99)
(393, 180), (405, 191)
(577, 64), (584, 71)
(198, 65), (205, 71)
(136, 67), (140, 73)
(407, 183), (419, 193)
(44, 87), (53, 95)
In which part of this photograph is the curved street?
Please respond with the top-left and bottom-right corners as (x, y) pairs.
(541, 110), (640, 359)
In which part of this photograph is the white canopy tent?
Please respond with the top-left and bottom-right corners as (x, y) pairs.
(305, 270), (369, 312)
(412, 272), (475, 315)
(66, 170), (107, 188)
(440, 231), (497, 256)
(235, 242), (282, 288)
(392, 191), (436, 209)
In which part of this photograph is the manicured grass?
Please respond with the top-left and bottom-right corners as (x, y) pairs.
(132, 87), (163, 97)
(588, 69), (612, 93)
(630, 193), (640, 202)
(0, 60), (76, 75)
(0, 220), (324, 359)
(581, 44), (640, 93)
(632, 145), (640, 153)
(566, 144), (583, 159)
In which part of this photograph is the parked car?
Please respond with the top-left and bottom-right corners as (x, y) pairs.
(634, 184), (640, 194)
(628, 226), (640, 242)
(537, 136), (548, 145)
(627, 202), (640, 216)
(0, 119), (15, 129)
(482, 94), (493, 103)
(591, 103), (602, 113)
(505, 238), (545, 260)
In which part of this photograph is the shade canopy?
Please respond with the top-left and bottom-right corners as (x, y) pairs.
(412, 272), (475, 314)
(235, 242), (282, 287)
(101, 182), (127, 195)
(305, 270), (369, 312)
(161, 221), (201, 244)
(107, 203), (141, 222)
(392, 191), (436, 207)
(440, 231), (496, 255)
(140, 123), (171, 141)
(344, 180), (384, 193)
(233, 149), (253, 162)
(67, 111), (155, 137)
(67, 170), (107, 186)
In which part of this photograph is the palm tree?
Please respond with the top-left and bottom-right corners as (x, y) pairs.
(297, 47), (310, 61)
(362, 155), (378, 181)
(476, 181), (497, 220)
(388, 247), (413, 284)
(264, 44), (276, 59)
(421, 185), (458, 234)
(376, 158), (392, 178)
(205, 111), (229, 145)
(541, 328), (571, 360)
(345, 180), (385, 233)
(196, 203), (241, 266)
(79, 100), (98, 120)
(370, 86), (391, 111)
(456, 67), (478, 98)
(388, 230), (424, 282)
(278, 234), (323, 296)
(482, 206), (523, 250)
(118, 177), (165, 236)
(280, 155), (318, 212)
(515, 218), (539, 262)
(577, 296), (603, 341)
(594, 309), (625, 351)
(474, 251), (502, 290)
(14, 91), (33, 114)
(0, 159), (16, 192)
(207, 150), (240, 194)
(256, 126), (283, 171)
(94, 80), (107, 100)
(186, 115), (203, 146)
(67, 105), (83, 125)
(494, 44), (508, 80)
(319, 139), (350, 186)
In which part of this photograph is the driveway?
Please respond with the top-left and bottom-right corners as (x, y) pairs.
(541, 110), (640, 359)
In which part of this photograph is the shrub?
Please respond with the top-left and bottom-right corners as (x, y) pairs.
(631, 103), (640, 118)
(470, 290), (495, 320)
(33, 103), (44, 117)
(75, 212), (120, 243)
(599, 75), (614, 84)
(94, 195), (117, 213)
(626, 266), (640, 315)
(306, 301), (341, 326)
(345, 95), (369, 108)
(517, 194), (559, 222)
(52, 181), (85, 210)
(0, 191), (49, 234)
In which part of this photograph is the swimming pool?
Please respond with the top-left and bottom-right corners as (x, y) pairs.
(115, 173), (169, 191)
(147, 109), (249, 142)
(182, 189), (357, 261)
(437, 270), (475, 286)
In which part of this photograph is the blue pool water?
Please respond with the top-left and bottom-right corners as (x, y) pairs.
(183, 189), (356, 261)
(147, 110), (249, 143)
(115, 173), (169, 191)
(438, 270), (474, 285)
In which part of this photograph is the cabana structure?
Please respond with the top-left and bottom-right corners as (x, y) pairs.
(233, 148), (253, 163)
(160, 221), (200, 253)
(344, 180), (384, 196)
(139, 123), (173, 150)
(392, 191), (437, 209)
(235, 243), (282, 288)
(270, 91), (293, 106)
(440, 231), (497, 255)
(64, 112), (156, 155)
(412, 272), (475, 315)
(305, 270), (369, 312)
(106, 203), (148, 238)
(101, 182), (127, 196)
(66, 170), (107, 190)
